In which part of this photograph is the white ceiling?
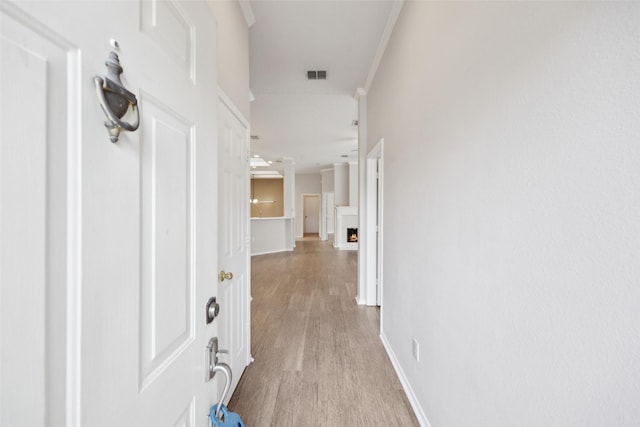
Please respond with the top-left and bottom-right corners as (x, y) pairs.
(248, 0), (396, 174)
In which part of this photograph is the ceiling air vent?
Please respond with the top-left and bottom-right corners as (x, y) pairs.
(307, 70), (327, 80)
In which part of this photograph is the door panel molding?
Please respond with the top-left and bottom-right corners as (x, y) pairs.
(140, 0), (196, 82)
(0, 3), (82, 426)
(139, 94), (196, 391)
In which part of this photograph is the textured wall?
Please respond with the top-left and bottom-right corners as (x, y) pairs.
(368, 2), (640, 425)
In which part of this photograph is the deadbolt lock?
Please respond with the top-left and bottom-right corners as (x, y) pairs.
(206, 297), (220, 324)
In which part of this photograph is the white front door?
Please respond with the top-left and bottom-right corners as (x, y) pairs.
(217, 94), (251, 398)
(1, 1), (220, 425)
(0, 8), (64, 425)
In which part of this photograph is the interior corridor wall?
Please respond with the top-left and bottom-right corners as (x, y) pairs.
(348, 162), (358, 207)
(367, 2), (640, 425)
(321, 168), (335, 193)
(333, 163), (350, 206)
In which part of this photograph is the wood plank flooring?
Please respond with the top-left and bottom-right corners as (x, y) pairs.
(228, 240), (419, 426)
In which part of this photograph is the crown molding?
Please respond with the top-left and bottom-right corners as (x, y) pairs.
(363, 0), (404, 92)
(218, 86), (249, 129)
(238, 0), (256, 28)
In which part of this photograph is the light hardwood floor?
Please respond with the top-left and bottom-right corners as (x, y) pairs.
(228, 240), (419, 426)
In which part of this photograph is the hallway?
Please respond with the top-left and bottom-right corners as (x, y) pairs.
(228, 240), (418, 426)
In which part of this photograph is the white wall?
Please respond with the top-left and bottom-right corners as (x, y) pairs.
(294, 174), (322, 238)
(334, 163), (349, 206)
(251, 218), (293, 256)
(321, 168), (334, 193)
(369, 2), (640, 426)
(348, 162), (358, 207)
(207, 0), (250, 120)
(283, 159), (295, 217)
(321, 168), (335, 239)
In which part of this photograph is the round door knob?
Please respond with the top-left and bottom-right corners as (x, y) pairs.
(219, 271), (233, 282)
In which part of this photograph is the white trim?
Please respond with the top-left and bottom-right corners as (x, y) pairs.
(320, 193), (326, 240)
(67, 47), (83, 427)
(380, 333), (431, 427)
(366, 139), (383, 307)
(0, 3), (85, 421)
(251, 248), (294, 257)
(218, 86), (250, 130)
(356, 91), (367, 305)
(320, 191), (334, 241)
(238, 0), (256, 28)
(363, 0), (405, 93)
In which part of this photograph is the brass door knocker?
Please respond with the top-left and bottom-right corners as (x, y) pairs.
(93, 51), (140, 143)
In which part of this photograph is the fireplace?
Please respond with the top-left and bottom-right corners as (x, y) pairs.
(347, 228), (358, 242)
(335, 206), (358, 250)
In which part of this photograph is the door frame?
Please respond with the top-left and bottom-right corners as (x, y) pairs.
(217, 87), (252, 376)
(301, 193), (321, 236)
(365, 139), (384, 307)
(320, 191), (335, 241)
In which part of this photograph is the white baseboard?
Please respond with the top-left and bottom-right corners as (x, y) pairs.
(380, 333), (431, 427)
(251, 248), (294, 256)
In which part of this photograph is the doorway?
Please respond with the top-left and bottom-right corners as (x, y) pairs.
(302, 194), (320, 237)
(366, 139), (384, 307)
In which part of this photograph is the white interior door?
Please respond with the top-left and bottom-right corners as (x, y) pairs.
(1, 1), (220, 425)
(303, 195), (320, 234)
(217, 94), (251, 399)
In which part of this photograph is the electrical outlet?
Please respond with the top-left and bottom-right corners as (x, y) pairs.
(412, 338), (420, 362)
